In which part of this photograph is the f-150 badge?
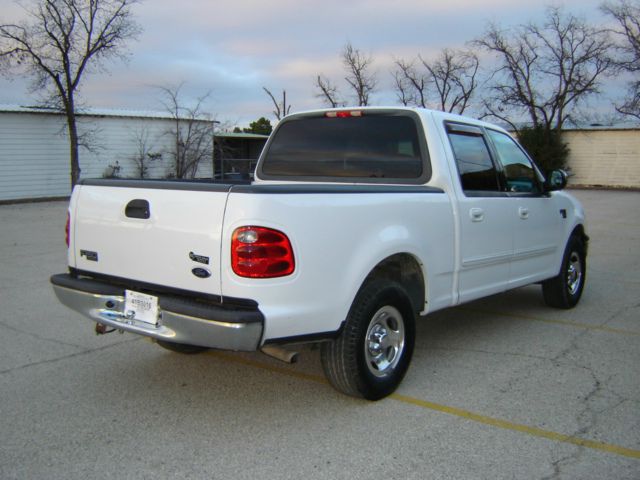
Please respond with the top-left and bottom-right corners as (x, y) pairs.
(189, 251), (209, 265)
(80, 249), (99, 262)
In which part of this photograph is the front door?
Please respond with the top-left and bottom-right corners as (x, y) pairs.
(486, 129), (563, 286)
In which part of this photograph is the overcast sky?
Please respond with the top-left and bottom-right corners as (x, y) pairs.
(0, 0), (618, 127)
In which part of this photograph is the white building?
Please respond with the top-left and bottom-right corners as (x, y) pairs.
(0, 106), (215, 202)
(563, 125), (640, 189)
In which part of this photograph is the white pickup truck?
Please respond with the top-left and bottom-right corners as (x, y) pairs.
(51, 107), (588, 400)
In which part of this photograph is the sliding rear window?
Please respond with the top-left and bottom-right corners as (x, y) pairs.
(258, 111), (430, 183)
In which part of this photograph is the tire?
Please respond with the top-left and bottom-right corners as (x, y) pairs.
(320, 279), (416, 400)
(156, 340), (209, 354)
(542, 235), (586, 309)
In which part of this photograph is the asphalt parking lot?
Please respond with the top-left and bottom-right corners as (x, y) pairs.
(0, 189), (638, 479)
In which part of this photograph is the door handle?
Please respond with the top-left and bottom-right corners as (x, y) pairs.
(470, 208), (484, 222)
(125, 199), (150, 219)
(518, 207), (529, 220)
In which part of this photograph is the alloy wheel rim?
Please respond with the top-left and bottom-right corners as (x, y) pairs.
(567, 251), (583, 295)
(364, 306), (405, 377)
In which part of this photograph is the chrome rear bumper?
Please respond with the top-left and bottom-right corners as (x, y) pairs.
(51, 274), (263, 351)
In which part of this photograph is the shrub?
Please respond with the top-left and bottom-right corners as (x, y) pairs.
(517, 126), (570, 175)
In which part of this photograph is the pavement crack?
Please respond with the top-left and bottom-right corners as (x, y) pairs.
(601, 301), (640, 328)
(420, 346), (551, 362)
(574, 368), (603, 437)
(551, 327), (589, 364)
(539, 370), (606, 480)
(547, 330), (631, 462)
(0, 318), (85, 349)
(541, 452), (582, 480)
(0, 337), (142, 375)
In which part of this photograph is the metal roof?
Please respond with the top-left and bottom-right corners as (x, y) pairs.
(561, 123), (640, 132)
(215, 132), (269, 139)
(506, 119), (640, 132)
(0, 104), (213, 122)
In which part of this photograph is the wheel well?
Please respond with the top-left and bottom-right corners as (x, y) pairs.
(364, 254), (425, 314)
(571, 224), (589, 252)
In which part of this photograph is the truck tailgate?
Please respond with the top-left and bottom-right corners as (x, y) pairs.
(70, 182), (230, 296)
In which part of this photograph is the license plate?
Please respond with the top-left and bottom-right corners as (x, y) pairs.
(124, 290), (159, 325)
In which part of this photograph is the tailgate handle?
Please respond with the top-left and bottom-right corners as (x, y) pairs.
(125, 199), (150, 219)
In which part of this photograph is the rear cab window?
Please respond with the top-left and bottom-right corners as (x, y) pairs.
(257, 110), (431, 184)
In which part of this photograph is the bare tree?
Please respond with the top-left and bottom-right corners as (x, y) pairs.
(130, 127), (161, 179)
(342, 42), (376, 106)
(601, 0), (640, 119)
(314, 42), (377, 107)
(424, 49), (479, 114)
(263, 87), (292, 120)
(315, 74), (342, 108)
(157, 84), (214, 179)
(475, 6), (613, 132)
(0, 0), (141, 187)
(392, 68), (413, 106)
(394, 58), (427, 107)
(616, 85), (640, 119)
(394, 49), (479, 114)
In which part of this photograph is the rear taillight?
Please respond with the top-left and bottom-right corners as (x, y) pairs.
(232, 226), (295, 278)
(65, 212), (70, 247)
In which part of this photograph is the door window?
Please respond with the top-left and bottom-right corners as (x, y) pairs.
(487, 130), (541, 193)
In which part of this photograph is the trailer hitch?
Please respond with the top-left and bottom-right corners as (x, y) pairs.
(95, 322), (117, 335)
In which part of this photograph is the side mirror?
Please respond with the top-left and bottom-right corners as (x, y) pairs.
(545, 169), (568, 192)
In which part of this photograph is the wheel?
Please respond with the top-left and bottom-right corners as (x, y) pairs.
(542, 235), (586, 309)
(156, 340), (209, 354)
(320, 279), (416, 400)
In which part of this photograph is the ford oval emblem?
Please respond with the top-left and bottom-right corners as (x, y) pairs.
(191, 267), (211, 279)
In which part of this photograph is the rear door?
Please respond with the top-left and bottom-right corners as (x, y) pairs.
(444, 123), (514, 303)
(71, 180), (230, 296)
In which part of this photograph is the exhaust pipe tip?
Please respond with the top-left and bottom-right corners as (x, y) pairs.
(261, 345), (299, 364)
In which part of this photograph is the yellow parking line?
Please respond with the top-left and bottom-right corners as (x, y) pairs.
(391, 394), (640, 459)
(209, 351), (640, 460)
(459, 307), (640, 336)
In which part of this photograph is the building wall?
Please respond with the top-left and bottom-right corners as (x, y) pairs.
(0, 111), (213, 202)
(0, 112), (70, 201)
(564, 129), (640, 188)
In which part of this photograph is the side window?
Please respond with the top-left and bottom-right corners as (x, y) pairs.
(447, 126), (500, 192)
(487, 130), (540, 193)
